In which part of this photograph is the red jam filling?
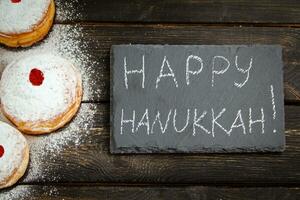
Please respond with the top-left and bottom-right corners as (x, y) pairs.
(0, 145), (4, 158)
(11, 0), (21, 3)
(29, 68), (44, 86)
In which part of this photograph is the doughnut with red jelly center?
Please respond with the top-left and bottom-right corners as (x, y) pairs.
(0, 53), (83, 134)
(0, 0), (55, 47)
(0, 121), (29, 189)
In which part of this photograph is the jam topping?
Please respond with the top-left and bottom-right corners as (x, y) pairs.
(0, 145), (4, 158)
(29, 68), (44, 86)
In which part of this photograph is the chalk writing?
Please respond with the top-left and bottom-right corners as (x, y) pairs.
(270, 85), (276, 120)
(229, 109), (246, 136)
(156, 56), (179, 88)
(112, 45), (285, 153)
(124, 54), (255, 89)
(193, 109), (210, 136)
(249, 108), (265, 134)
(234, 56), (253, 88)
(151, 110), (172, 134)
(136, 108), (150, 135)
(173, 109), (190, 133)
(120, 107), (267, 136)
(124, 55), (145, 89)
(270, 84), (277, 133)
(120, 109), (135, 135)
(212, 56), (230, 87)
(186, 55), (203, 86)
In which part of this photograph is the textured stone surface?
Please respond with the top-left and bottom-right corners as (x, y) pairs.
(110, 45), (285, 153)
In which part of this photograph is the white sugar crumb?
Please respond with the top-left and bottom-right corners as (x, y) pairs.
(56, 0), (83, 21)
(48, 187), (59, 197)
(1, 186), (31, 200)
(1, 186), (60, 200)
(0, 23), (101, 196)
(25, 104), (97, 182)
(0, 0), (51, 34)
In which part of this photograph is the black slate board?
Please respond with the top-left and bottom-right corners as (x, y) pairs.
(110, 45), (285, 153)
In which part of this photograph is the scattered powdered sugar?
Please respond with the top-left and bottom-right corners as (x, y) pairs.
(25, 103), (97, 182)
(1, 186), (32, 200)
(1, 185), (60, 200)
(0, 24), (100, 170)
(48, 187), (59, 196)
(0, 122), (27, 183)
(0, 0), (51, 34)
(0, 23), (100, 197)
(55, 0), (84, 22)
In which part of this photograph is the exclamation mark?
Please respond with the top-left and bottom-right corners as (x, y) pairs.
(270, 85), (277, 133)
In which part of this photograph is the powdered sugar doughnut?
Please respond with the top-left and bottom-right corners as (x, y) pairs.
(0, 53), (82, 134)
(0, 121), (29, 189)
(0, 0), (55, 47)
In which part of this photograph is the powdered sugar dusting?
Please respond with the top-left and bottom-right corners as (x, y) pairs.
(0, 0), (102, 197)
(0, 24), (100, 176)
(56, 0), (84, 21)
(0, 24), (100, 195)
(0, 0), (51, 34)
(1, 185), (60, 200)
(0, 25), (102, 100)
(0, 54), (80, 122)
(1, 185), (32, 200)
(25, 103), (97, 182)
(0, 122), (27, 183)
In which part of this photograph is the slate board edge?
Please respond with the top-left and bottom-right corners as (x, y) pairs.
(111, 145), (285, 154)
(110, 44), (283, 49)
(110, 46), (115, 154)
(279, 46), (287, 152)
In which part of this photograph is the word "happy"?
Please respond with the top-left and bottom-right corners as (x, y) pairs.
(123, 55), (253, 89)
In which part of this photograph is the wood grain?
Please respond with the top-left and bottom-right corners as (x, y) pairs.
(14, 103), (299, 184)
(55, 0), (300, 24)
(1, 1), (300, 198)
(2, 185), (300, 200)
(63, 24), (300, 102)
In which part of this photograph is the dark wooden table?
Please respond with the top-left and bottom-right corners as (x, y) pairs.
(1, 1), (300, 199)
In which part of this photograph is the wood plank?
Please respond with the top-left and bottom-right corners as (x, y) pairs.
(17, 104), (300, 184)
(1, 185), (300, 200)
(55, 0), (300, 24)
(73, 24), (300, 102)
